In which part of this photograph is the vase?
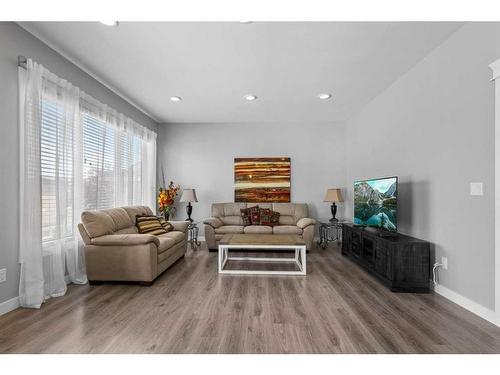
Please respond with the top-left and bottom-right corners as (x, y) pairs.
(163, 212), (170, 221)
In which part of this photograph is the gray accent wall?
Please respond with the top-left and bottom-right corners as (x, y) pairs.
(0, 22), (158, 304)
(345, 23), (500, 309)
(156, 122), (347, 233)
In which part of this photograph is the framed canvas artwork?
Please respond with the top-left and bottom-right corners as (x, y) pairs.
(234, 157), (291, 202)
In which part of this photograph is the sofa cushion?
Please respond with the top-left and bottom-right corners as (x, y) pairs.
(213, 202), (247, 217)
(271, 203), (309, 225)
(248, 205), (261, 225)
(114, 226), (139, 235)
(258, 208), (271, 225)
(214, 225), (245, 234)
(161, 230), (186, 244)
(170, 221), (190, 233)
(136, 216), (167, 236)
(204, 217), (224, 228)
(259, 208), (280, 226)
(159, 218), (174, 233)
(213, 203), (246, 225)
(102, 208), (133, 231)
(157, 245), (182, 263)
(240, 208), (251, 226)
(277, 215), (296, 226)
(156, 234), (177, 253)
(296, 217), (316, 229)
(122, 206), (155, 222)
(270, 210), (280, 226)
(221, 216), (243, 225)
(77, 223), (91, 245)
(90, 233), (160, 247)
(81, 210), (115, 238)
(273, 225), (303, 235)
(244, 225), (273, 234)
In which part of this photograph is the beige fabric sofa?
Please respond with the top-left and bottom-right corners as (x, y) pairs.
(78, 206), (188, 285)
(204, 203), (316, 251)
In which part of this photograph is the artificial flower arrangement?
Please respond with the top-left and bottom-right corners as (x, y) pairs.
(158, 181), (180, 220)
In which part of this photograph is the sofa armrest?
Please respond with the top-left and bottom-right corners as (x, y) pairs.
(203, 217), (224, 229)
(90, 234), (160, 247)
(169, 220), (189, 233)
(297, 218), (317, 229)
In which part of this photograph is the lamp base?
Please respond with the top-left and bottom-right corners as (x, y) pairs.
(186, 202), (193, 222)
(330, 203), (338, 222)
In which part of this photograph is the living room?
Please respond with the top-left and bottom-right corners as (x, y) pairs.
(1, 1), (500, 372)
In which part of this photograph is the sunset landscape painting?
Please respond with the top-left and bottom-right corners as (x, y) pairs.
(234, 157), (291, 202)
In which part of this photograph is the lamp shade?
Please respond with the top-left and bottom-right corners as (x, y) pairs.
(324, 188), (343, 203)
(180, 189), (198, 203)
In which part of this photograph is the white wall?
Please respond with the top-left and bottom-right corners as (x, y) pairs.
(0, 22), (158, 306)
(345, 23), (500, 310)
(157, 122), (346, 233)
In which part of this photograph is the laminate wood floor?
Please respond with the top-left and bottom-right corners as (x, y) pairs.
(1, 242), (500, 354)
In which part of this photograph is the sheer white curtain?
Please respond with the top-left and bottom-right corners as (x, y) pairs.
(19, 59), (157, 308)
(78, 93), (157, 211)
(19, 60), (83, 308)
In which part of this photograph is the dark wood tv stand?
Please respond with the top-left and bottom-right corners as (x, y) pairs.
(341, 223), (430, 293)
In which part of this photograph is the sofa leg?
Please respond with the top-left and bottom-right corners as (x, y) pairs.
(88, 280), (103, 286)
(139, 281), (155, 287)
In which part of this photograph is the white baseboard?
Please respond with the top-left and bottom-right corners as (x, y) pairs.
(0, 296), (20, 316)
(0, 276), (73, 317)
(433, 284), (499, 326)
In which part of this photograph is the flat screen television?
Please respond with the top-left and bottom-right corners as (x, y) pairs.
(354, 176), (397, 232)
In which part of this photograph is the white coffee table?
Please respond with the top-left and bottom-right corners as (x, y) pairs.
(218, 234), (306, 276)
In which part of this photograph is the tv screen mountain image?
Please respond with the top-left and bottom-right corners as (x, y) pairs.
(354, 176), (397, 232)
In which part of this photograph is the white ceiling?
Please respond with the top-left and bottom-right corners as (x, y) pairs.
(20, 22), (464, 124)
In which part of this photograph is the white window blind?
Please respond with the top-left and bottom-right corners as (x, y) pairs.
(81, 113), (145, 212)
(40, 100), (73, 243)
(82, 114), (116, 211)
(41, 109), (150, 234)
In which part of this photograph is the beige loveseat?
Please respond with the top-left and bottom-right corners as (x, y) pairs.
(204, 203), (316, 251)
(78, 206), (188, 285)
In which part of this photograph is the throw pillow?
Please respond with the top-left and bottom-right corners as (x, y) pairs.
(270, 210), (280, 226)
(247, 205), (261, 225)
(259, 208), (273, 226)
(158, 218), (174, 233)
(136, 215), (167, 236)
(240, 208), (251, 226)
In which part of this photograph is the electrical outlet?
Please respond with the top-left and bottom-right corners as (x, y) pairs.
(470, 182), (483, 196)
(441, 257), (448, 270)
(0, 268), (6, 283)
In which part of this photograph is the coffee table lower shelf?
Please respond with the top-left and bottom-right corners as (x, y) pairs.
(218, 234), (307, 276)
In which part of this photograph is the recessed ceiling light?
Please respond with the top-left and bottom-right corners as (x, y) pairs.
(99, 21), (119, 27)
(170, 96), (182, 102)
(244, 94), (257, 101)
(239, 21), (253, 24)
(318, 93), (332, 100)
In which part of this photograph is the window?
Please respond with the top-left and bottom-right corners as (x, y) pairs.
(81, 113), (144, 211)
(41, 108), (148, 243)
(40, 100), (73, 242)
(20, 58), (157, 307)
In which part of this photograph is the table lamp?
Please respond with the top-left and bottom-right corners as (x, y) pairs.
(324, 188), (343, 222)
(180, 189), (198, 222)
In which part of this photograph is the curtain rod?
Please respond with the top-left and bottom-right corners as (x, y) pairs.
(18, 55), (27, 69)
